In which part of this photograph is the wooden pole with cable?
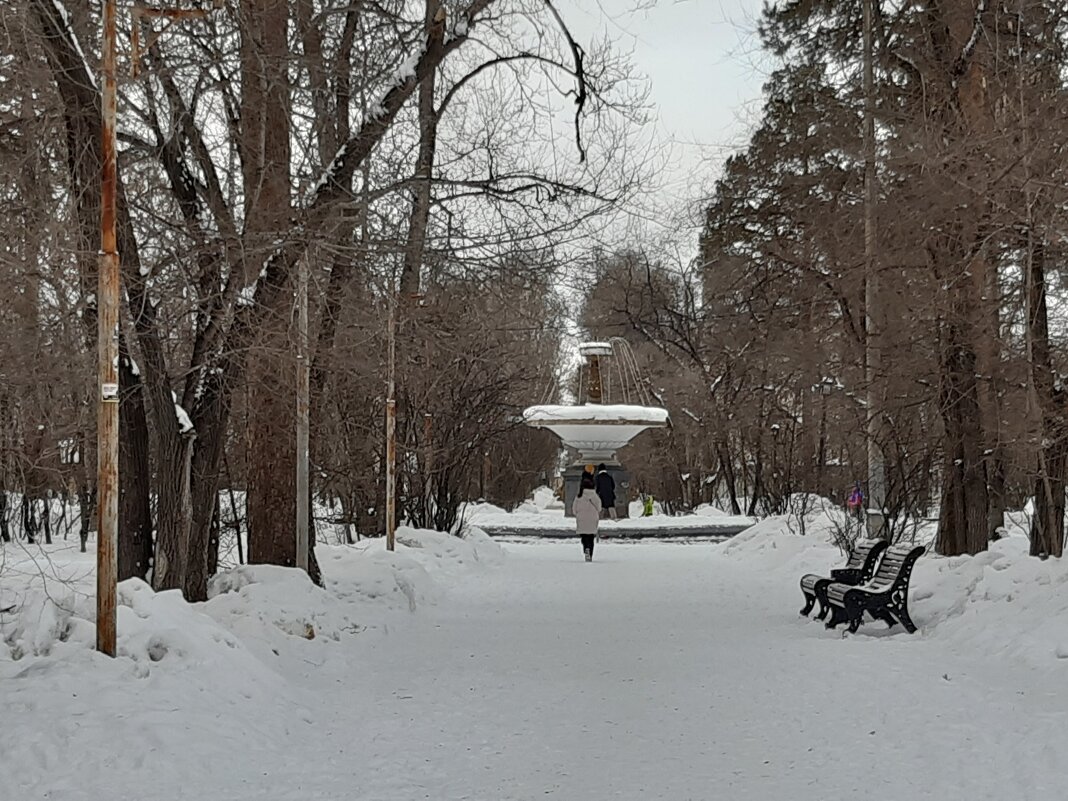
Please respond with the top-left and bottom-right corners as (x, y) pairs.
(97, 0), (120, 657)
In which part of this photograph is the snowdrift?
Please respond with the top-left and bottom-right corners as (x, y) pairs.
(2, 527), (504, 676)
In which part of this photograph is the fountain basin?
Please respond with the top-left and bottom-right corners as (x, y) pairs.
(523, 404), (669, 461)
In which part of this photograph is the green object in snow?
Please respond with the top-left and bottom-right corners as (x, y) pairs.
(642, 496), (654, 517)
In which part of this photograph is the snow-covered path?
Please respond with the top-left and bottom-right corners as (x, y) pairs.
(314, 543), (1065, 800)
(6, 539), (1068, 800)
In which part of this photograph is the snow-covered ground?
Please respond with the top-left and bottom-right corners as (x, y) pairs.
(4, 513), (1068, 799)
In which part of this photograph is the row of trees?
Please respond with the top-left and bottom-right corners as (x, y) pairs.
(1, 0), (650, 597)
(583, 0), (1068, 558)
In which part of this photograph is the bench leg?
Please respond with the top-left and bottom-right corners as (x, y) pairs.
(825, 605), (844, 630)
(847, 615), (861, 634)
(800, 592), (816, 617)
(816, 599), (829, 620)
(895, 604), (918, 634)
(874, 608), (897, 629)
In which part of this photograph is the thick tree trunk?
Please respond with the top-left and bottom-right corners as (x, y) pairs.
(1032, 438), (1068, 559)
(1026, 239), (1066, 557)
(242, 0), (313, 575)
(932, 0), (994, 555)
(186, 371), (236, 600)
(974, 251), (1006, 540)
(152, 432), (196, 591)
(246, 322), (322, 580)
(119, 350), (154, 581)
(935, 314), (989, 555)
(245, 315), (325, 579)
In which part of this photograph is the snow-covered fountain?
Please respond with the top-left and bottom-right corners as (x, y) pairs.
(523, 341), (669, 517)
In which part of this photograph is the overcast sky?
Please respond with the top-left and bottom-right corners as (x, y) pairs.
(559, 0), (771, 250)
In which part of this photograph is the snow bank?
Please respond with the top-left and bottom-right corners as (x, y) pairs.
(116, 580), (282, 683)
(693, 503), (732, 517)
(395, 526), (505, 573)
(1, 575), (284, 696)
(910, 538), (1068, 665)
(0, 582), (82, 662)
(206, 564), (367, 662)
(2, 526), (506, 677)
(718, 512), (842, 574)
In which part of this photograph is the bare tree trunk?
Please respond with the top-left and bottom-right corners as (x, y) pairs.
(974, 248), (1005, 540)
(1026, 238), (1066, 557)
(0, 489), (8, 543)
(186, 372), (233, 600)
(935, 310), (989, 555)
(118, 347), (153, 581)
(242, 0), (322, 577)
(399, 0), (442, 298)
(152, 432), (196, 591)
(933, 0), (993, 556)
(42, 495), (52, 545)
(21, 494), (36, 544)
(207, 491), (221, 576)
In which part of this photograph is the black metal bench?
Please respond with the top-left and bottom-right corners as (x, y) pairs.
(799, 538), (888, 620)
(824, 543), (926, 634)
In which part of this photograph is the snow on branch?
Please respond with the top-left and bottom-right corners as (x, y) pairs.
(173, 392), (195, 435)
(50, 0), (98, 90)
(955, 0), (987, 74)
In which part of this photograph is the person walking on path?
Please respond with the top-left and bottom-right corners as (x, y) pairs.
(574, 472), (602, 561)
(595, 463), (617, 519)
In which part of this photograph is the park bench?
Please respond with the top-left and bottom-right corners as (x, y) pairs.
(799, 538), (888, 620)
(824, 543), (926, 634)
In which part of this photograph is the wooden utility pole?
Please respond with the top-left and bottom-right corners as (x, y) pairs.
(97, 0), (120, 657)
(423, 413), (433, 524)
(95, 1), (221, 652)
(295, 253), (310, 571)
(862, 0), (886, 539)
(385, 296), (397, 551)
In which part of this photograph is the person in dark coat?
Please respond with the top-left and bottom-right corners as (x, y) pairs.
(595, 463), (616, 519)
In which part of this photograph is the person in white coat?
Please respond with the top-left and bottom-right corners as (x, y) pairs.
(574, 472), (602, 561)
